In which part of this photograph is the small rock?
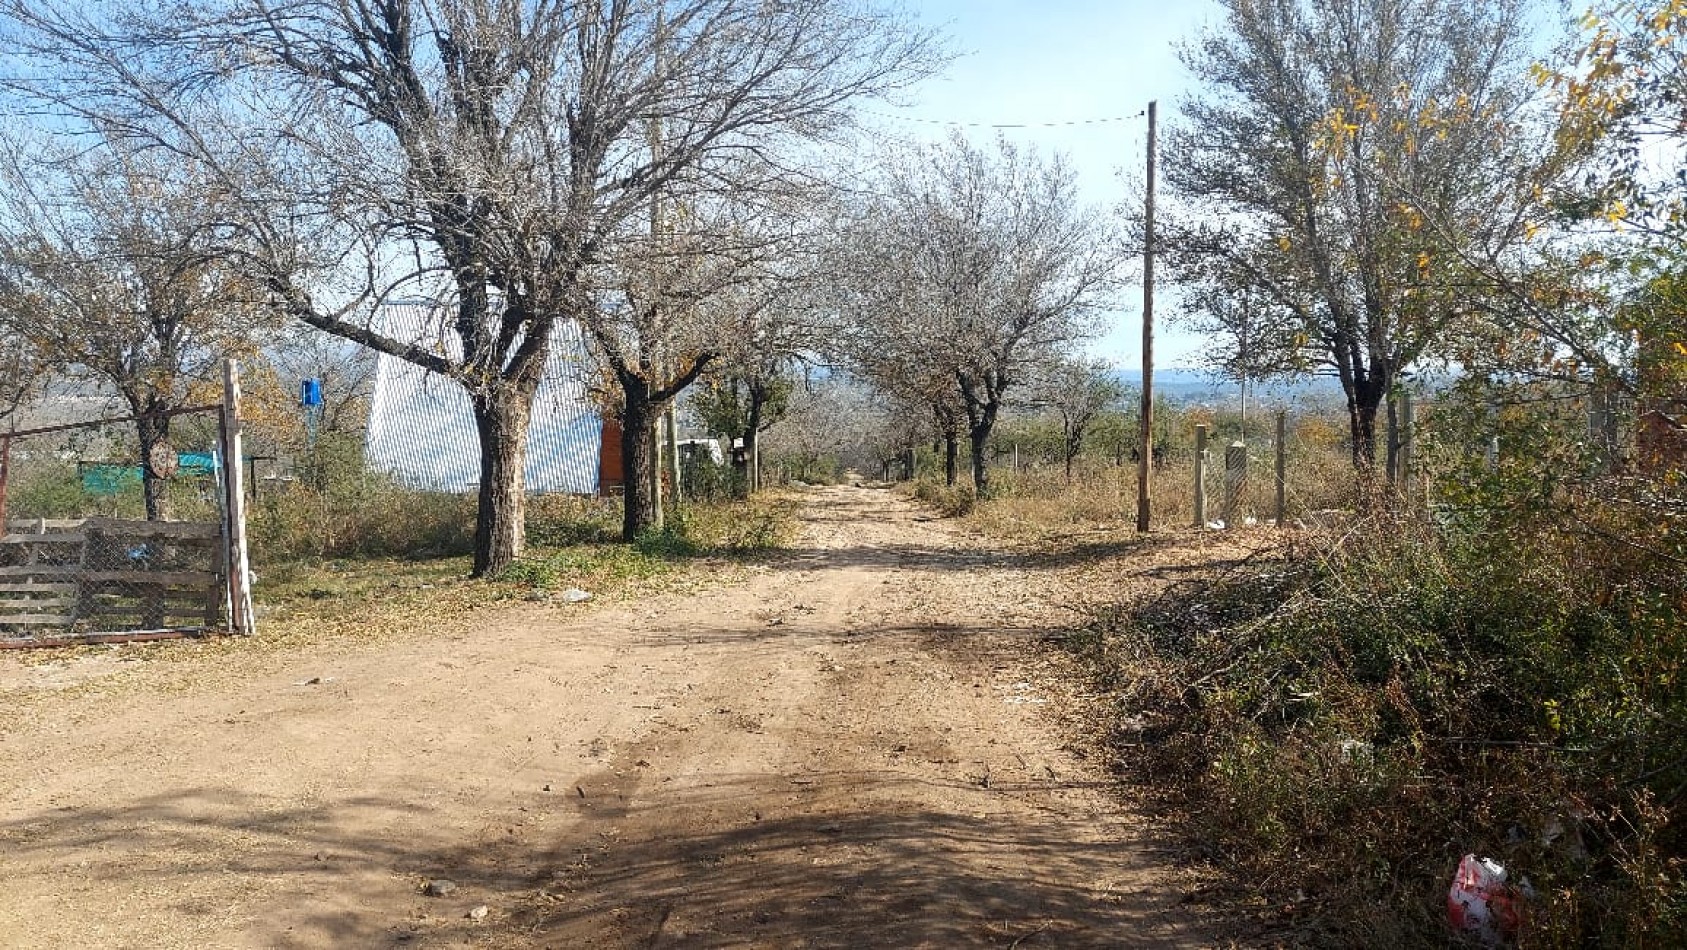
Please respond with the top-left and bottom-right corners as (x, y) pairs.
(423, 879), (457, 897)
(467, 905), (489, 921)
(542, 784), (552, 792)
(303, 676), (322, 685)
(561, 588), (592, 603)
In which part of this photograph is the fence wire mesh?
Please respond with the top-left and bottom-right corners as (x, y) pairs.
(1185, 402), (1358, 530)
(0, 405), (233, 646)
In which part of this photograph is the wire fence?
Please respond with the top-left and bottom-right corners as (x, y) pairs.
(0, 384), (253, 648)
(1178, 405), (1358, 530)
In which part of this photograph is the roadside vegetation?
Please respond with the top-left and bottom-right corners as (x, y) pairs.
(912, 387), (1684, 945)
(0, 0), (1681, 942)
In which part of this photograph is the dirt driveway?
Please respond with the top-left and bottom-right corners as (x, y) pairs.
(0, 485), (1225, 948)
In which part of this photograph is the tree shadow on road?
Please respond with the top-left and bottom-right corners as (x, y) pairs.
(0, 775), (1209, 948)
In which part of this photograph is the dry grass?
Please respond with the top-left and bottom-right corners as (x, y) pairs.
(948, 439), (1355, 542)
(0, 493), (798, 712)
(1047, 481), (1687, 945)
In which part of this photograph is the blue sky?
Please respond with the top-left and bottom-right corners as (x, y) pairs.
(874, 0), (1226, 369)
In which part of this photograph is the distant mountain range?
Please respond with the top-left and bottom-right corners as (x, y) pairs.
(1111, 368), (1349, 407)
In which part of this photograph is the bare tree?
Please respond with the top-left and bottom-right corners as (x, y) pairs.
(0, 327), (46, 428)
(1162, 0), (1547, 469)
(836, 134), (1117, 495)
(1030, 357), (1127, 480)
(763, 378), (918, 483)
(830, 312), (964, 483)
(262, 331), (375, 438)
(0, 134), (267, 519)
(2, 0), (940, 569)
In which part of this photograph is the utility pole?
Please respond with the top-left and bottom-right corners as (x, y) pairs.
(667, 405), (682, 505)
(1136, 100), (1157, 533)
(647, 7), (667, 530)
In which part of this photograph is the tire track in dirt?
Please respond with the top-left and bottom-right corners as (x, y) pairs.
(0, 484), (1223, 948)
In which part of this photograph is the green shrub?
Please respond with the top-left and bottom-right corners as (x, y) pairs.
(8, 460), (107, 519)
(680, 455), (747, 502)
(250, 475), (473, 563)
(6, 455), (222, 522)
(776, 452), (842, 485)
(634, 518), (701, 558)
(496, 558), (559, 589)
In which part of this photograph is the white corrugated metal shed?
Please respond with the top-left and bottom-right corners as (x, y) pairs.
(364, 302), (603, 494)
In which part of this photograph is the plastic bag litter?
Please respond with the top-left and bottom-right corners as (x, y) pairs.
(1448, 854), (1524, 946)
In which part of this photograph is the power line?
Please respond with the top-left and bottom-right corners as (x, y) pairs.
(859, 108), (1147, 129)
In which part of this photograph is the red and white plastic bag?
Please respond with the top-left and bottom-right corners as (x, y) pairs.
(1447, 854), (1525, 946)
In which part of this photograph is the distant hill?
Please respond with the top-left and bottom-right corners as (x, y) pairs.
(1111, 368), (1348, 408)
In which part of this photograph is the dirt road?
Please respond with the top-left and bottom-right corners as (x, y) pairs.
(0, 485), (1220, 948)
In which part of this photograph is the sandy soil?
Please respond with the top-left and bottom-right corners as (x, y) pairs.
(0, 485), (1236, 948)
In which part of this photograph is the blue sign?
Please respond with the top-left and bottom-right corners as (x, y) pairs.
(300, 378), (323, 408)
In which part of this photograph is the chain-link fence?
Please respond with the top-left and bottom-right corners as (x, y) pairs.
(0, 390), (253, 647)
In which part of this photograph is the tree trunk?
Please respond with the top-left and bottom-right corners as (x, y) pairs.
(742, 384), (765, 496)
(957, 370), (1005, 497)
(621, 383), (659, 541)
(470, 389), (534, 577)
(1384, 396), (1400, 483)
(135, 411), (172, 522)
(1347, 389), (1382, 471)
(943, 431), (958, 486)
(969, 424), (992, 496)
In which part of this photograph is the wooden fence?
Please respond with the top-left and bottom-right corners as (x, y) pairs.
(0, 360), (254, 649)
(0, 517), (227, 646)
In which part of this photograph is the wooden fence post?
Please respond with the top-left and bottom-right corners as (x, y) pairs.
(666, 407), (682, 504)
(649, 421), (665, 526)
(221, 359), (255, 636)
(1275, 410), (1287, 527)
(1193, 424), (1208, 527)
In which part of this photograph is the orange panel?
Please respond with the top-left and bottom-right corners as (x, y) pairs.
(598, 419), (625, 493)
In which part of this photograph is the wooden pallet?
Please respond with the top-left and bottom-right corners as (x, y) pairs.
(0, 518), (226, 638)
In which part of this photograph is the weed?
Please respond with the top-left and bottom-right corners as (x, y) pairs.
(911, 478), (976, 517)
(497, 558), (559, 589)
(634, 520), (701, 558)
(1065, 500), (1686, 945)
